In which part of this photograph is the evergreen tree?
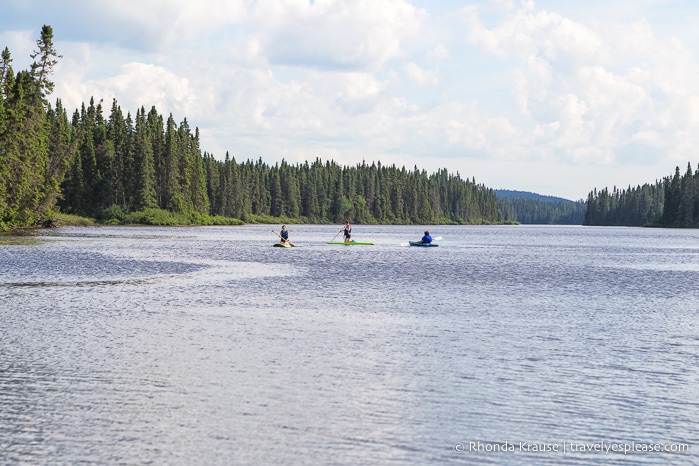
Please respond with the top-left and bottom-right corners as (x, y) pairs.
(585, 162), (698, 227)
(662, 167), (682, 227)
(133, 107), (157, 210)
(163, 114), (184, 212)
(107, 99), (128, 209)
(45, 99), (76, 211)
(680, 162), (695, 226)
(0, 47), (12, 97)
(2, 70), (48, 225)
(29, 25), (60, 99)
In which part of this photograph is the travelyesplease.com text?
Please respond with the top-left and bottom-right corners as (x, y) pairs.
(453, 441), (690, 455)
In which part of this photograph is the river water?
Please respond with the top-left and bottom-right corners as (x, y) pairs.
(1, 224), (697, 465)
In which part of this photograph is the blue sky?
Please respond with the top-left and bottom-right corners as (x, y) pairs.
(2, 0), (699, 200)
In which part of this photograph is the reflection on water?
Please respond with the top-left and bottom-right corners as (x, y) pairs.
(1, 225), (697, 465)
(0, 229), (43, 246)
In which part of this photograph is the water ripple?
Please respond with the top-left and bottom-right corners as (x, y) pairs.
(1, 225), (697, 465)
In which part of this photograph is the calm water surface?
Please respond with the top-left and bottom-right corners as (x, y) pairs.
(1, 225), (697, 465)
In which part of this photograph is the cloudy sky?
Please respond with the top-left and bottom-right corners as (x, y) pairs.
(3, 0), (699, 200)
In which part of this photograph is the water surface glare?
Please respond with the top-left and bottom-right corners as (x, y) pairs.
(1, 225), (697, 465)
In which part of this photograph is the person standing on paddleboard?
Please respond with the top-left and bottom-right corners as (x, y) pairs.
(342, 221), (352, 243)
(280, 225), (290, 244)
(419, 231), (432, 243)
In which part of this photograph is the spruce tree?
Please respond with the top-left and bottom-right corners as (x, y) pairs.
(133, 107), (157, 210)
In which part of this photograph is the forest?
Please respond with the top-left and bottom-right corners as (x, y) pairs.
(0, 26), (504, 230)
(584, 162), (699, 227)
(4, 26), (697, 231)
(495, 190), (585, 225)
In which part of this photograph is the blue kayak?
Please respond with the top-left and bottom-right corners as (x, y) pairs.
(409, 241), (438, 247)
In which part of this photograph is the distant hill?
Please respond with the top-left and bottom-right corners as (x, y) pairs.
(494, 189), (577, 203)
(494, 190), (586, 225)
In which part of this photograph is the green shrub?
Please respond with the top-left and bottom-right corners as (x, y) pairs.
(49, 212), (97, 227)
(101, 205), (127, 223)
(210, 216), (244, 225)
(124, 208), (180, 226)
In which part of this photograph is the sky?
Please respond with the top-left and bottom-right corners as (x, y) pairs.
(2, 0), (699, 200)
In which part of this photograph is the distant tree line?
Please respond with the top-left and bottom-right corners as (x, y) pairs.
(202, 156), (500, 224)
(56, 98), (502, 225)
(495, 190), (585, 224)
(584, 163), (699, 227)
(0, 26), (502, 229)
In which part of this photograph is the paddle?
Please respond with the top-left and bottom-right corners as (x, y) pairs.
(271, 229), (294, 247)
(329, 229), (343, 242)
(401, 236), (442, 247)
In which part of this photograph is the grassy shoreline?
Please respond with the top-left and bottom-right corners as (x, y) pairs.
(4, 208), (516, 232)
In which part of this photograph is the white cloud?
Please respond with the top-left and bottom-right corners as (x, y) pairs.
(0, 29), (36, 69)
(250, 0), (422, 71)
(102, 63), (193, 112)
(54, 60), (194, 123)
(459, 2), (699, 172)
(0, 0), (249, 53)
(404, 62), (439, 85)
(5, 0), (699, 199)
(426, 44), (450, 63)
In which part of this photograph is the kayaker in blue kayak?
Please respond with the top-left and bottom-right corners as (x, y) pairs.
(342, 221), (352, 243)
(280, 225), (290, 244)
(419, 231), (432, 243)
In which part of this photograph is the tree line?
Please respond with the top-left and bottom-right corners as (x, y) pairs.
(498, 198), (585, 224)
(58, 98), (212, 223)
(584, 162), (699, 227)
(0, 26), (502, 230)
(201, 156), (500, 224)
(495, 190), (585, 224)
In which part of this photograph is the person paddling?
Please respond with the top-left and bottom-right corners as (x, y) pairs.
(341, 221), (352, 243)
(419, 230), (432, 244)
(280, 225), (290, 244)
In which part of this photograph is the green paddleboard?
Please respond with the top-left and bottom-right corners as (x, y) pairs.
(327, 241), (374, 245)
